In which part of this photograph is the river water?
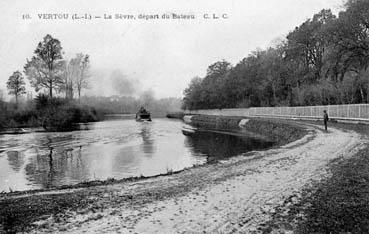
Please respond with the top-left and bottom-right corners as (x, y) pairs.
(0, 119), (273, 192)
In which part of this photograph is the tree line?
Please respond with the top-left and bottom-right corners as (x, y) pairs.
(1, 34), (96, 131)
(182, 0), (369, 110)
(0, 34), (183, 130)
(7, 34), (90, 107)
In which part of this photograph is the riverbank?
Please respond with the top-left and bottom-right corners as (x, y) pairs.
(186, 115), (306, 146)
(259, 121), (369, 233)
(0, 118), (366, 233)
(0, 97), (102, 133)
(166, 112), (185, 119)
(0, 116), (306, 233)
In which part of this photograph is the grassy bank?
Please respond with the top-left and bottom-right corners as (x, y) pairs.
(297, 145), (369, 233)
(260, 121), (369, 233)
(297, 123), (369, 233)
(187, 116), (369, 232)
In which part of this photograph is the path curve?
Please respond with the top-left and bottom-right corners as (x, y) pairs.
(28, 122), (362, 233)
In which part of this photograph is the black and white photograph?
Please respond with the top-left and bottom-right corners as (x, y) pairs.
(1, 0), (369, 233)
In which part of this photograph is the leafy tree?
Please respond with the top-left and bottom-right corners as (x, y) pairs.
(285, 9), (336, 84)
(182, 77), (203, 110)
(206, 60), (231, 77)
(201, 60), (232, 109)
(6, 71), (26, 106)
(24, 34), (64, 98)
(182, 1), (369, 109)
(329, 0), (369, 102)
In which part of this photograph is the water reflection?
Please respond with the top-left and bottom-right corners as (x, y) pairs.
(7, 151), (24, 172)
(184, 130), (274, 161)
(139, 123), (155, 155)
(24, 146), (88, 189)
(0, 119), (273, 192)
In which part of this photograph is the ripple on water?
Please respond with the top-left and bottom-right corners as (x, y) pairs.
(0, 119), (273, 192)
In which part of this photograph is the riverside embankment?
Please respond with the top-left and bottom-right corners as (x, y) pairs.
(0, 115), (365, 233)
(183, 115), (306, 146)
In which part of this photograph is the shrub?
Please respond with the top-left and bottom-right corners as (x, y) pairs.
(35, 94), (49, 110)
(11, 110), (38, 126)
(38, 98), (100, 131)
(0, 103), (6, 130)
(1, 95), (101, 131)
(42, 105), (79, 131)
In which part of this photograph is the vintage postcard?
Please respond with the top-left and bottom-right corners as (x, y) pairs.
(1, 0), (369, 233)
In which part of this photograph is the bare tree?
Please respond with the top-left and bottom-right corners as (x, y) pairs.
(75, 54), (90, 99)
(62, 55), (84, 99)
(61, 60), (74, 99)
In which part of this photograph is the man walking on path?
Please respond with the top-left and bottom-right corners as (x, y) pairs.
(323, 110), (329, 131)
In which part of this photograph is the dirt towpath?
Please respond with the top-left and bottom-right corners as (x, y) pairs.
(5, 122), (363, 233)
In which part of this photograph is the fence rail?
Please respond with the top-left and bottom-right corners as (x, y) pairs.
(184, 104), (369, 122)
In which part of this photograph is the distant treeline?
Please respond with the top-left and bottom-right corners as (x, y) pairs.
(182, 0), (369, 110)
(0, 94), (182, 130)
(80, 95), (182, 115)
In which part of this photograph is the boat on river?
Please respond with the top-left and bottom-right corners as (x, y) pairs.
(135, 107), (152, 122)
